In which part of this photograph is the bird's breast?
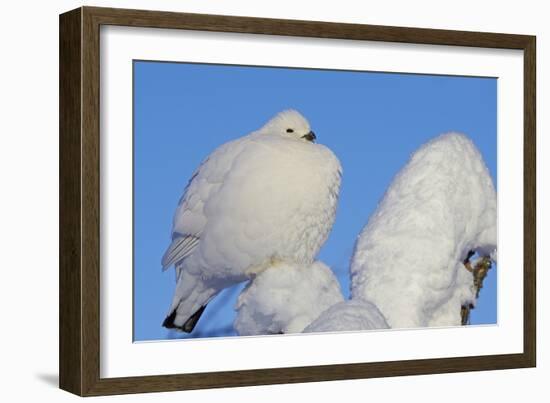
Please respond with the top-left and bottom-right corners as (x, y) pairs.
(195, 138), (341, 277)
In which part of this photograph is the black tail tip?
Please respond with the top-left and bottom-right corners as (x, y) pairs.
(162, 305), (207, 333)
(162, 310), (180, 330)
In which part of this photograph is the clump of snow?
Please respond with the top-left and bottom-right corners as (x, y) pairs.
(304, 299), (389, 333)
(234, 260), (344, 335)
(490, 249), (498, 264)
(351, 133), (497, 329)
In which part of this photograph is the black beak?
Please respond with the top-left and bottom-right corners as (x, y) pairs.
(302, 131), (316, 142)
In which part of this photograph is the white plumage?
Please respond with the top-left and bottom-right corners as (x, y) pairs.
(161, 110), (342, 332)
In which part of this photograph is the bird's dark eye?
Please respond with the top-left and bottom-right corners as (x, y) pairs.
(286, 128), (294, 133)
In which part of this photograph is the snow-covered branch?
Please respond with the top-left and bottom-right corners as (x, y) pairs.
(235, 261), (344, 335)
(350, 133), (497, 328)
(304, 300), (388, 333)
(233, 132), (497, 335)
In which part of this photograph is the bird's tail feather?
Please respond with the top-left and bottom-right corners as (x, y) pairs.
(163, 304), (208, 333)
(163, 269), (218, 333)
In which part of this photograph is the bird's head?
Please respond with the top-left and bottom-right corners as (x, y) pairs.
(259, 109), (316, 143)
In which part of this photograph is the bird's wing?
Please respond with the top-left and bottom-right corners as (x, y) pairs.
(161, 136), (252, 270)
(161, 235), (200, 270)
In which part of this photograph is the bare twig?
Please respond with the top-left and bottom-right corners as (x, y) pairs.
(461, 252), (492, 325)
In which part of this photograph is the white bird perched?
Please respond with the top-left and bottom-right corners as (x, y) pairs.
(234, 260), (344, 335)
(161, 110), (342, 332)
(350, 133), (497, 329)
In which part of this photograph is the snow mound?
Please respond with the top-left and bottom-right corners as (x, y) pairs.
(351, 133), (497, 329)
(234, 260), (344, 335)
(304, 299), (389, 333)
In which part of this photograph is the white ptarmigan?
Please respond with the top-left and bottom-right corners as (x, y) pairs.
(161, 110), (342, 332)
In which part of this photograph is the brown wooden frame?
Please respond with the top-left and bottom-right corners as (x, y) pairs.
(59, 6), (536, 396)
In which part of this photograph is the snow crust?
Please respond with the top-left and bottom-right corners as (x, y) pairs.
(304, 299), (389, 333)
(350, 133), (497, 328)
(234, 260), (344, 335)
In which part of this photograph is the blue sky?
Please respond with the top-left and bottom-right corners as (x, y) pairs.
(133, 60), (497, 341)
